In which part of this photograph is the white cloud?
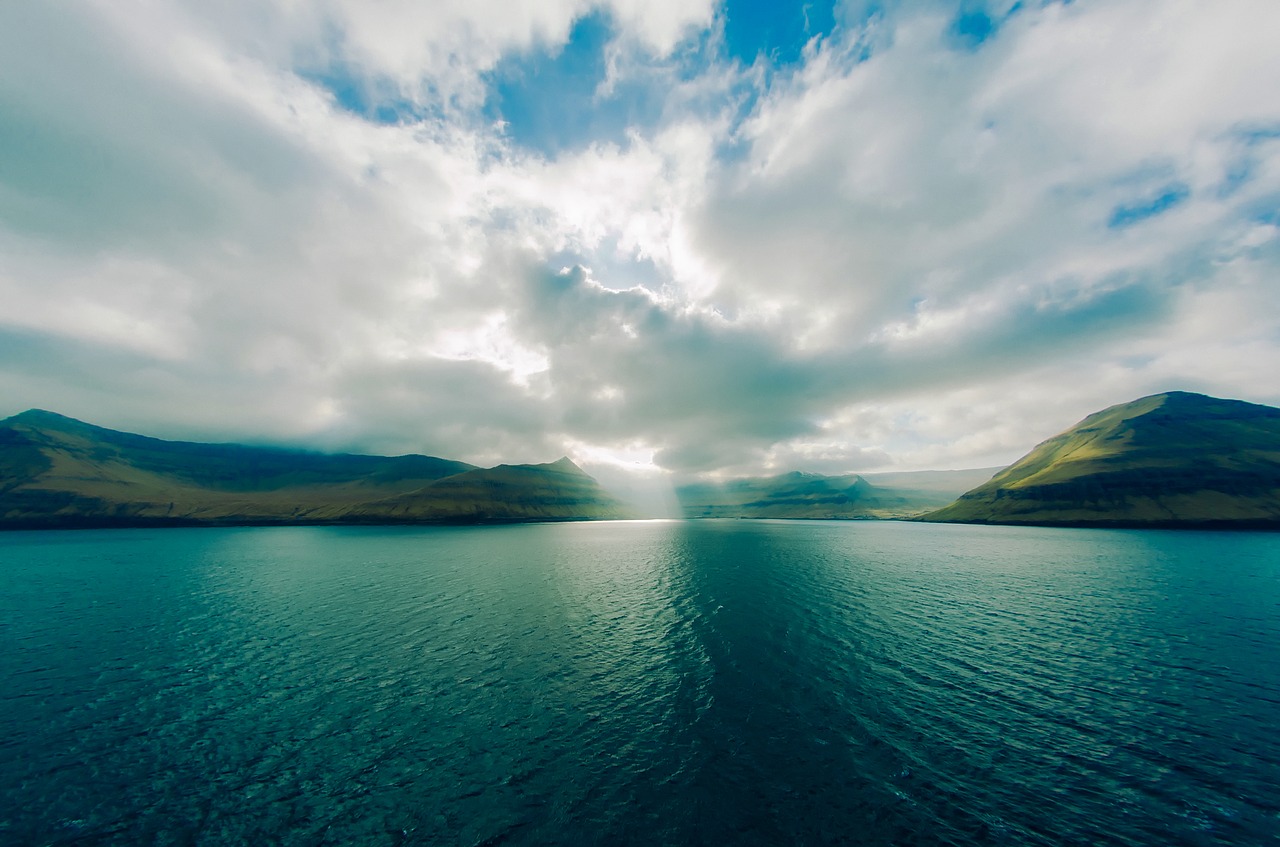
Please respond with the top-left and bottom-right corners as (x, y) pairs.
(1, 0), (1278, 482)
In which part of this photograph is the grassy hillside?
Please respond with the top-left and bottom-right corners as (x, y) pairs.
(925, 392), (1280, 528)
(0, 411), (626, 527)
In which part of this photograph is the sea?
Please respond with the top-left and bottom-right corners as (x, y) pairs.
(1, 520), (1278, 846)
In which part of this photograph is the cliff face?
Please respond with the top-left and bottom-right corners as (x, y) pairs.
(0, 411), (626, 527)
(925, 392), (1280, 528)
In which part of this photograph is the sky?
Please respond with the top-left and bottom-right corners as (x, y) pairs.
(2, 0), (1279, 489)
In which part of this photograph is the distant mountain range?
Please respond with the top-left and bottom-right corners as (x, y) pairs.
(676, 467), (1000, 520)
(925, 391), (1280, 529)
(7, 390), (1278, 530)
(0, 410), (626, 528)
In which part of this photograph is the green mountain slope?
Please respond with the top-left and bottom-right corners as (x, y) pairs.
(324, 458), (628, 523)
(676, 468), (994, 519)
(924, 391), (1280, 528)
(0, 411), (627, 527)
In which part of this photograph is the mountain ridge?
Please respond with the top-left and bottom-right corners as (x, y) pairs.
(0, 410), (627, 528)
(924, 391), (1280, 528)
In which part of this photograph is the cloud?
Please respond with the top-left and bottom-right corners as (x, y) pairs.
(1, 0), (1278, 484)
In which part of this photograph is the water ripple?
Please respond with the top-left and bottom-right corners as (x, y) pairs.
(1, 522), (1278, 845)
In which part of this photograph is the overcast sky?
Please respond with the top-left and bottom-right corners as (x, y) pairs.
(2, 0), (1278, 483)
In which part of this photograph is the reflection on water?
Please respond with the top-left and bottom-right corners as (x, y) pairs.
(1, 521), (1278, 845)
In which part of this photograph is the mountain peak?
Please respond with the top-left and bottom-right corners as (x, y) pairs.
(1111, 390), (1278, 415)
(926, 390), (1280, 528)
(3, 409), (112, 440)
(6, 409), (85, 427)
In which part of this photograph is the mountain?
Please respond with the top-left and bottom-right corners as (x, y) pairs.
(859, 467), (1004, 498)
(319, 458), (628, 523)
(0, 410), (627, 528)
(924, 391), (1280, 528)
(676, 468), (997, 520)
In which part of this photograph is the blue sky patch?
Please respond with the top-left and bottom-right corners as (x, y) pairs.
(1218, 125), (1280, 197)
(1108, 183), (1191, 229)
(302, 65), (424, 125)
(723, 0), (838, 67)
(947, 2), (1024, 50)
(950, 9), (996, 48)
(1249, 199), (1280, 227)
(1219, 159), (1255, 198)
(484, 10), (670, 155)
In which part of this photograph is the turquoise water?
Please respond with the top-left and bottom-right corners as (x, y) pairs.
(1, 520), (1278, 845)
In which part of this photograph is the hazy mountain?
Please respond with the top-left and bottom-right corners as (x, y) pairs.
(859, 467), (1004, 497)
(321, 458), (629, 523)
(676, 468), (999, 520)
(925, 392), (1280, 528)
(0, 410), (627, 527)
